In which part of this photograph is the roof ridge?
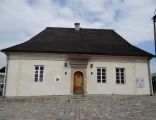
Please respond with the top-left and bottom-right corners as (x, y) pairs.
(46, 27), (114, 31)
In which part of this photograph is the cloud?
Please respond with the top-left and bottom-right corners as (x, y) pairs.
(0, 0), (156, 46)
(0, 0), (156, 71)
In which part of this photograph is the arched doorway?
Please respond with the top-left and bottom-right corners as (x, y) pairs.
(73, 71), (84, 94)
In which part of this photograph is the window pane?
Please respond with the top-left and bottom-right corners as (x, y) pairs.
(116, 69), (119, 72)
(102, 73), (106, 76)
(35, 66), (39, 70)
(116, 80), (120, 83)
(97, 80), (101, 83)
(102, 76), (106, 80)
(40, 74), (43, 78)
(40, 66), (44, 70)
(97, 68), (106, 83)
(116, 73), (119, 76)
(116, 76), (119, 80)
(34, 65), (44, 82)
(121, 76), (124, 80)
(35, 74), (38, 78)
(121, 80), (124, 84)
(116, 68), (125, 84)
(97, 72), (101, 75)
(102, 80), (106, 83)
(40, 71), (43, 74)
(102, 69), (105, 72)
(34, 77), (38, 82)
(121, 69), (124, 72)
(97, 69), (101, 72)
(97, 76), (101, 80)
(121, 73), (124, 76)
(39, 77), (43, 82)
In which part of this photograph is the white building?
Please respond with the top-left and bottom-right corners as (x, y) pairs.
(1, 23), (154, 96)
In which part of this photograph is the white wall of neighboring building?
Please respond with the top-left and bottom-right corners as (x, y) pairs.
(5, 53), (151, 96)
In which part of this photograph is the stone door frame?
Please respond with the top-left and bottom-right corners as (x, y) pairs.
(70, 61), (88, 94)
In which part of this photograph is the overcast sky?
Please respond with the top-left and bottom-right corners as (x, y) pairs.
(0, 0), (156, 72)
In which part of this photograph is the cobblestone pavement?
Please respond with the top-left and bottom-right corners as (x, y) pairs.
(0, 95), (156, 120)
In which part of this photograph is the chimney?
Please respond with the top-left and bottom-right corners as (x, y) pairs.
(74, 23), (80, 30)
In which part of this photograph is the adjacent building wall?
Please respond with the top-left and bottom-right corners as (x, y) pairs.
(5, 53), (150, 96)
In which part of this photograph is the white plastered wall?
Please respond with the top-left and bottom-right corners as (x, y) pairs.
(5, 53), (151, 96)
(86, 59), (150, 95)
(6, 53), (72, 96)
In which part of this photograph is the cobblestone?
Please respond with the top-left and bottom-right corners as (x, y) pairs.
(0, 94), (156, 120)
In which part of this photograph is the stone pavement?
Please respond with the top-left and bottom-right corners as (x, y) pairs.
(0, 94), (156, 120)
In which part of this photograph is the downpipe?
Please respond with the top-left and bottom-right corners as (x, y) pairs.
(2, 55), (9, 97)
(147, 59), (153, 96)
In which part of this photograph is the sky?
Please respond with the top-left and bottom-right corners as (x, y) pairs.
(0, 0), (156, 73)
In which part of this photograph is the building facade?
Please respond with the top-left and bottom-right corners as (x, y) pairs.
(1, 23), (154, 96)
(4, 53), (151, 96)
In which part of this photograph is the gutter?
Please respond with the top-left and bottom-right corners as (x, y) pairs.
(2, 55), (9, 97)
(147, 58), (153, 96)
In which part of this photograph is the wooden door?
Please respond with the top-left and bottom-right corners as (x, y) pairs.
(74, 71), (84, 94)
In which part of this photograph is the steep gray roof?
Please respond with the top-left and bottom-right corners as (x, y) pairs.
(1, 27), (154, 57)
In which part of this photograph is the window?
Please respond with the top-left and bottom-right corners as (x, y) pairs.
(97, 68), (106, 83)
(116, 68), (125, 84)
(34, 65), (44, 82)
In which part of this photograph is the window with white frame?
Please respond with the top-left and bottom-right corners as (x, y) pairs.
(34, 65), (44, 82)
(97, 68), (106, 83)
(116, 68), (125, 84)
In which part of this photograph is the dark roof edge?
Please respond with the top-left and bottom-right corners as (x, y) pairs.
(112, 31), (155, 58)
(3, 51), (155, 58)
(0, 28), (47, 53)
(132, 45), (155, 57)
(46, 27), (114, 31)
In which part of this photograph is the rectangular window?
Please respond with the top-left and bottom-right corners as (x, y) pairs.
(34, 65), (44, 82)
(116, 68), (125, 84)
(97, 68), (106, 83)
